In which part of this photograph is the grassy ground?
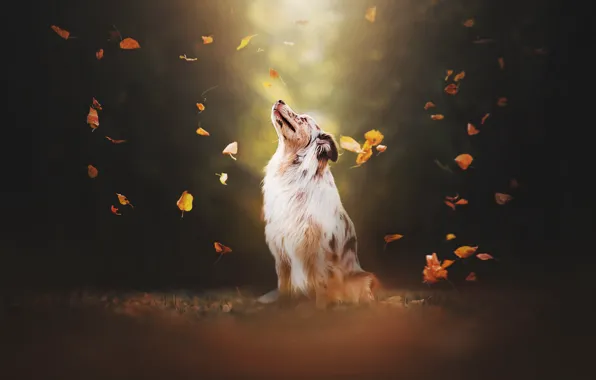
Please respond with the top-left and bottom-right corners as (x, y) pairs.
(0, 286), (585, 380)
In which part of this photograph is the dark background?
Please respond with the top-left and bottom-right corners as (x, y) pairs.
(5, 0), (586, 293)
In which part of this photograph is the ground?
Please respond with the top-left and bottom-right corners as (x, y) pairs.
(0, 286), (584, 379)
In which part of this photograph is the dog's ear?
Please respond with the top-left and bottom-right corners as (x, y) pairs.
(318, 133), (339, 162)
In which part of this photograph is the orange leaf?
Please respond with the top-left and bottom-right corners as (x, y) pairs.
(495, 192), (513, 205)
(463, 18), (475, 27)
(453, 71), (466, 82)
(476, 253), (494, 261)
(237, 34), (258, 50)
(196, 127), (210, 136)
(92, 97), (102, 111)
(202, 35), (214, 44)
(454, 153), (473, 170)
(87, 107), (99, 130)
(424, 101), (436, 110)
(196, 103), (205, 112)
(223, 141), (238, 160)
(96, 49), (104, 60)
(455, 198), (468, 205)
(87, 164), (98, 178)
(364, 6), (377, 23)
(481, 113), (490, 125)
(176, 190), (194, 218)
(431, 114), (444, 120)
(422, 253), (449, 284)
(269, 68), (280, 79)
(111, 205), (121, 216)
(467, 123), (479, 135)
(116, 193), (134, 208)
(441, 259), (455, 269)
(384, 234), (403, 243)
(446, 233), (456, 241)
(445, 70), (453, 81)
(454, 245), (478, 259)
(51, 25), (70, 40)
(120, 37), (141, 50)
(497, 97), (508, 107)
(214, 241), (232, 254)
(105, 136), (127, 144)
(444, 83), (459, 95)
(364, 129), (384, 146)
(465, 272), (477, 281)
(444, 200), (455, 211)
(498, 57), (504, 70)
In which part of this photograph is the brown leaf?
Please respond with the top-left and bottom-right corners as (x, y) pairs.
(51, 25), (70, 40)
(495, 192), (513, 205)
(431, 114), (444, 120)
(476, 253), (494, 261)
(454, 153), (473, 170)
(481, 113), (490, 125)
(96, 49), (104, 60)
(424, 101), (436, 110)
(463, 18), (475, 27)
(498, 57), (504, 70)
(467, 123), (479, 135)
(465, 272), (477, 281)
(454, 245), (478, 259)
(444, 83), (459, 95)
(87, 164), (98, 178)
(384, 234), (403, 243)
(119, 38), (141, 50)
(105, 136), (127, 144)
(92, 97), (102, 111)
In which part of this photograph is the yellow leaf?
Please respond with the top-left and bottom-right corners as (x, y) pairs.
(216, 173), (228, 185)
(196, 127), (210, 136)
(355, 141), (373, 166)
(441, 259), (455, 269)
(454, 245), (478, 259)
(176, 190), (194, 218)
(237, 34), (257, 50)
(196, 103), (205, 112)
(263, 82), (273, 88)
(223, 141), (238, 160)
(365, 6), (377, 23)
(339, 136), (363, 153)
(202, 35), (214, 44)
(446, 233), (456, 241)
(119, 37), (141, 50)
(116, 193), (134, 208)
(364, 129), (384, 146)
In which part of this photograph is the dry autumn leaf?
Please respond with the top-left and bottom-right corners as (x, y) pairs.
(442, 259), (455, 269)
(213, 241), (232, 264)
(465, 272), (477, 281)
(269, 68), (279, 79)
(445, 194), (459, 202)
(216, 173), (228, 185)
(467, 123), (479, 135)
(431, 114), (444, 120)
(105, 136), (127, 144)
(454, 153), (473, 170)
(364, 129), (384, 146)
(384, 234), (403, 246)
(453, 71), (466, 82)
(120, 37), (140, 50)
(445, 70), (453, 81)
(463, 18), (475, 27)
(87, 107), (99, 131)
(444, 83), (459, 95)
(176, 190), (194, 218)
(354, 141), (373, 166)
(87, 165), (98, 178)
(96, 49), (104, 60)
(495, 192), (513, 205)
(481, 113), (490, 124)
(51, 25), (70, 39)
(422, 253), (449, 284)
(202, 35), (214, 44)
(476, 253), (494, 261)
(498, 57), (504, 70)
(237, 34), (257, 50)
(262, 82), (273, 88)
(444, 200), (455, 211)
(497, 97), (508, 107)
(179, 54), (198, 61)
(424, 101), (436, 110)
(223, 141), (238, 160)
(365, 6), (377, 23)
(446, 233), (456, 241)
(196, 103), (205, 112)
(116, 193), (133, 208)
(454, 245), (478, 259)
(196, 127), (210, 136)
(455, 198), (468, 205)
(92, 97), (102, 110)
(339, 136), (363, 153)
(111, 205), (121, 216)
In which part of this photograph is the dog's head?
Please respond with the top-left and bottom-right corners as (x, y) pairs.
(271, 100), (338, 164)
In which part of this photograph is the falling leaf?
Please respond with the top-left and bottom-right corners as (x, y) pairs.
(119, 37), (141, 50)
(498, 57), (505, 70)
(422, 253), (449, 284)
(465, 272), (477, 281)
(364, 129), (384, 146)
(495, 192), (513, 205)
(87, 165), (98, 178)
(116, 193), (134, 208)
(455, 198), (468, 205)
(92, 97), (102, 111)
(283, 41), (295, 46)
(269, 68), (280, 79)
(424, 101), (436, 110)
(365, 6), (377, 23)
(481, 113), (490, 124)
(111, 205), (121, 216)
(196, 127), (210, 136)
(446, 233), (456, 241)
(463, 18), (475, 27)
(510, 178), (518, 189)
(431, 114), (445, 120)
(376, 144), (387, 154)
(442, 259), (455, 269)
(445, 70), (453, 81)
(223, 141), (238, 160)
(434, 159), (452, 173)
(339, 136), (363, 153)
(355, 141), (373, 166)
(87, 107), (99, 130)
(444, 200), (455, 211)
(444, 83), (459, 95)
(295, 20), (309, 25)
(105, 136), (127, 144)
(262, 82), (273, 88)
(202, 35), (214, 44)
(384, 234), (403, 243)
(497, 97), (508, 107)
(237, 34), (257, 50)
(453, 71), (466, 82)
(176, 190), (194, 218)
(96, 49), (104, 60)
(467, 123), (479, 136)
(454, 245), (478, 259)
(445, 194), (459, 202)
(196, 103), (205, 112)
(454, 153), (473, 170)
(179, 54), (198, 61)
(214, 242), (232, 254)
(476, 253), (494, 261)
(51, 25), (70, 39)
(216, 173), (228, 185)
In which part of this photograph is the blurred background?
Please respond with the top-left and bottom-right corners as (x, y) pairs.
(5, 0), (579, 292)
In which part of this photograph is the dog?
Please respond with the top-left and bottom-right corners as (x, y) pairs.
(259, 100), (380, 308)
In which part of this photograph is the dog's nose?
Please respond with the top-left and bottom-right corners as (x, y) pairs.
(276, 99), (285, 105)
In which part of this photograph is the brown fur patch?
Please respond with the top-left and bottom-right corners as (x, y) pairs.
(343, 236), (357, 256)
(295, 220), (323, 295)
